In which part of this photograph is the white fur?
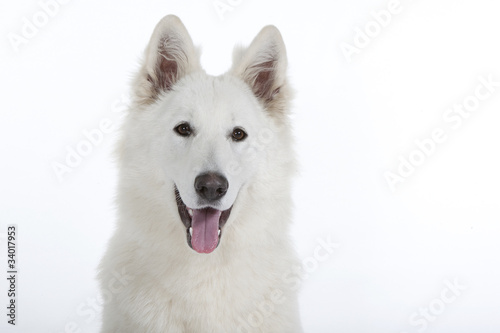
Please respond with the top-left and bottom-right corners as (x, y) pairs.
(98, 15), (302, 333)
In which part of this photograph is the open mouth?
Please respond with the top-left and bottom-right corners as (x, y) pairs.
(175, 187), (231, 254)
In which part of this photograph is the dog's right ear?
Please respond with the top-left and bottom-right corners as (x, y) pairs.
(134, 15), (201, 105)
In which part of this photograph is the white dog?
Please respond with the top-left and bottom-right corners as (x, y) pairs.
(98, 15), (302, 333)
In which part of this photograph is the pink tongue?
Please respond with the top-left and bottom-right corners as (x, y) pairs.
(191, 208), (221, 254)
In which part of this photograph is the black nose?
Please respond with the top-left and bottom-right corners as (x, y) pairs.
(194, 173), (228, 202)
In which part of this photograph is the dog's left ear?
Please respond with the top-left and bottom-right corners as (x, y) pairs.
(231, 26), (289, 112)
(134, 15), (201, 105)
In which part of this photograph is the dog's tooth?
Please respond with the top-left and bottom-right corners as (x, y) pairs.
(188, 209), (193, 217)
(189, 227), (193, 236)
(218, 229), (221, 236)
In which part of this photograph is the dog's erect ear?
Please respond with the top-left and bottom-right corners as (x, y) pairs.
(134, 15), (201, 105)
(231, 26), (289, 112)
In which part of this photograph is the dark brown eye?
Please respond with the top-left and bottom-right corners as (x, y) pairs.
(175, 123), (192, 137)
(232, 127), (247, 141)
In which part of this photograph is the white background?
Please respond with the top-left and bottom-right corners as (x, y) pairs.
(1, 0), (500, 332)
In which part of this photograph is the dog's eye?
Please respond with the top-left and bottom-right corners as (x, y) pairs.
(231, 127), (247, 141)
(175, 123), (192, 137)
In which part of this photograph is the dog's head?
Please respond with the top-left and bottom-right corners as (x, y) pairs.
(121, 15), (291, 254)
